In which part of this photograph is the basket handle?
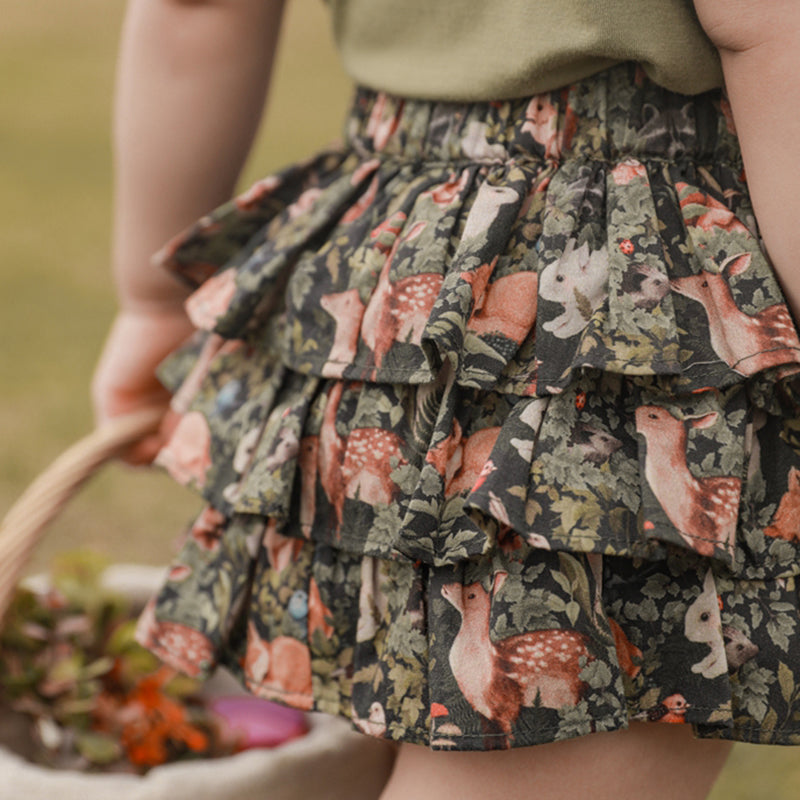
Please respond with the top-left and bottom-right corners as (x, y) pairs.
(0, 408), (165, 622)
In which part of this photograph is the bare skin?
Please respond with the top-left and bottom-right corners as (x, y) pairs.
(380, 723), (732, 800)
(692, 0), (800, 320)
(91, 0), (285, 462)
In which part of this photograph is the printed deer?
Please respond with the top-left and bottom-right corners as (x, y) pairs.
(360, 221), (442, 370)
(670, 253), (799, 376)
(441, 572), (591, 742)
(318, 383), (407, 526)
(319, 288), (366, 377)
(635, 405), (741, 557)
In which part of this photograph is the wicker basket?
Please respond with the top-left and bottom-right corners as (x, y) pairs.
(0, 409), (164, 621)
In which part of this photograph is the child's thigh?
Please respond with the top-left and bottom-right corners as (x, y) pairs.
(379, 722), (733, 800)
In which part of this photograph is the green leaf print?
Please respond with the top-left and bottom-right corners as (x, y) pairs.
(735, 663), (775, 723)
(778, 662), (795, 705)
(556, 552), (594, 620)
(525, 498), (544, 526)
(566, 600), (581, 626)
(767, 614), (796, 653)
(761, 707), (778, 732)
(555, 699), (599, 739)
(581, 659), (614, 690)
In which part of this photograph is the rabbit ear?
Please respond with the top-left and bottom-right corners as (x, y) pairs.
(702, 568), (717, 597)
(641, 102), (658, 124)
(561, 238), (576, 258)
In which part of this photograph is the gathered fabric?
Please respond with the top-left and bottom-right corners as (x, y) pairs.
(137, 64), (800, 750)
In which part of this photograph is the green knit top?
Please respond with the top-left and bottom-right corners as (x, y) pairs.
(327, 0), (723, 100)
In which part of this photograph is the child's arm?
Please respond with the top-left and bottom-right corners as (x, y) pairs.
(92, 0), (285, 461)
(692, 0), (800, 318)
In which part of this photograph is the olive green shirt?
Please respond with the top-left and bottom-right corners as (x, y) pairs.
(327, 0), (723, 100)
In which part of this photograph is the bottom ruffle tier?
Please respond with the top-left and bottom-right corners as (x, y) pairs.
(137, 506), (800, 749)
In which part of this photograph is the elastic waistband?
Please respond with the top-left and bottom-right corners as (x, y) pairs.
(345, 63), (740, 167)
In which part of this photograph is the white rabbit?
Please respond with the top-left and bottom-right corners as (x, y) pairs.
(460, 182), (520, 241)
(539, 239), (608, 338)
(684, 568), (727, 679)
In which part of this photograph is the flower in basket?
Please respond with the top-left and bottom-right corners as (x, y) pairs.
(0, 551), (305, 773)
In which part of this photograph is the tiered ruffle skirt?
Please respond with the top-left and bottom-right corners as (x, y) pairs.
(136, 64), (800, 750)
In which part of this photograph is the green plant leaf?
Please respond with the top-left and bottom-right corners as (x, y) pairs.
(76, 731), (122, 765)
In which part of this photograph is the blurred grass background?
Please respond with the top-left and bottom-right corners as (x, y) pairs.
(1, 2), (797, 796)
(0, 0), (351, 570)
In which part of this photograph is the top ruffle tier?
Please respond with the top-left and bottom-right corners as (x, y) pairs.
(155, 65), (800, 400)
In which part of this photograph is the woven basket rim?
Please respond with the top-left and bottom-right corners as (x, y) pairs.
(0, 408), (164, 621)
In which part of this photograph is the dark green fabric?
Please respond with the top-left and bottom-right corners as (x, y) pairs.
(139, 66), (800, 750)
(327, 0), (722, 100)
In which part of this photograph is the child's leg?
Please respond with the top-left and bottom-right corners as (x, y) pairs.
(379, 722), (732, 800)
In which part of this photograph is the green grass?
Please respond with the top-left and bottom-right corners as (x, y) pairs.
(1, 3), (797, 796)
(0, 0), (351, 569)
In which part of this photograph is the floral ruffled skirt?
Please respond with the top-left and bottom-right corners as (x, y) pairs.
(136, 63), (800, 750)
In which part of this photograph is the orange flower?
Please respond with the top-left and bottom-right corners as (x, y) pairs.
(115, 667), (210, 768)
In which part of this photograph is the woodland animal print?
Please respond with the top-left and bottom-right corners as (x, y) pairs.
(670, 252), (799, 377)
(619, 263), (670, 310)
(636, 406), (740, 560)
(765, 467), (800, 543)
(137, 66), (800, 751)
(684, 570), (727, 679)
(722, 626), (759, 673)
(441, 572), (592, 744)
(539, 240), (608, 339)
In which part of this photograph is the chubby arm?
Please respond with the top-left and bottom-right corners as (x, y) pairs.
(113, 0), (286, 312)
(93, 0), (285, 457)
(693, 0), (800, 317)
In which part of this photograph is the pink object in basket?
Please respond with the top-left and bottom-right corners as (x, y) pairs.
(210, 697), (309, 749)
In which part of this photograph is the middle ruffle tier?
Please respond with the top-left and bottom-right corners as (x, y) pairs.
(156, 336), (800, 579)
